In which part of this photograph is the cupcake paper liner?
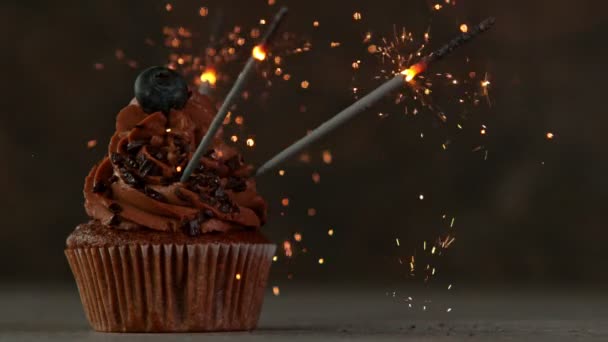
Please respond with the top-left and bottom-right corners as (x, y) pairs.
(65, 242), (276, 332)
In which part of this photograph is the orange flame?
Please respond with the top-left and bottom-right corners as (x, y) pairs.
(401, 62), (427, 82)
(199, 69), (217, 85)
(252, 45), (267, 61)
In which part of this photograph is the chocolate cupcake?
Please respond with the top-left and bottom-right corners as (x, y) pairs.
(65, 68), (275, 332)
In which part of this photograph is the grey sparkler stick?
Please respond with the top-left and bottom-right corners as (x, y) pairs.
(256, 17), (495, 176)
(181, 6), (288, 182)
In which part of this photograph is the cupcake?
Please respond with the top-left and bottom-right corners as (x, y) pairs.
(65, 67), (275, 332)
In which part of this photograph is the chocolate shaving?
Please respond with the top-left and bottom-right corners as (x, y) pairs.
(110, 152), (124, 166)
(119, 168), (144, 188)
(126, 140), (147, 154)
(124, 156), (139, 169)
(139, 158), (158, 177)
(144, 186), (167, 202)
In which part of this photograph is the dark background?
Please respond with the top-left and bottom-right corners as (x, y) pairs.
(2, 0), (606, 292)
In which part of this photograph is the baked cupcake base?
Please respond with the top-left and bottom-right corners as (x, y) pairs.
(65, 221), (276, 332)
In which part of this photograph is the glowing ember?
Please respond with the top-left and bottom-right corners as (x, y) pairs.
(252, 45), (267, 61)
(272, 286), (280, 296)
(87, 140), (97, 149)
(401, 62), (427, 82)
(322, 150), (333, 164)
(283, 241), (292, 257)
(235, 273), (241, 280)
(199, 69), (217, 85)
(281, 198), (290, 206)
(246, 138), (255, 147)
(460, 24), (469, 33)
(546, 132), (555, 139)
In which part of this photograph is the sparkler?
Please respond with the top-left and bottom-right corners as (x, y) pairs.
(198, 9), (224, 96)
(255, 17), (495, 176)
(181, 6), (288, 182)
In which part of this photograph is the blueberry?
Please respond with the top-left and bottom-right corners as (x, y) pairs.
(134, 66), (190, 114)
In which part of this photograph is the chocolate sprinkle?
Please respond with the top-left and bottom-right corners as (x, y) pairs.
(226, 176), (247, 192)
(203, 209), (214, 218)
(108, 203), (123, 214)
(92, 181), (106, 193)
(108, 214), (121, 226)
(199, 194), (218, 206)
(214, 187), (228, 200)
(219, 203), (232, 213)
(225, 155), (242, 171)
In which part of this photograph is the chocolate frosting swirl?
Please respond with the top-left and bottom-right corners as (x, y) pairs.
(84, 92), (267, 235)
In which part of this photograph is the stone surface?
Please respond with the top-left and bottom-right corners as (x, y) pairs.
(1, 285), (607, 341)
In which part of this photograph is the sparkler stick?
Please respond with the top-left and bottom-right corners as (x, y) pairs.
(255, 17), (495, 176)
(181, 6), (288, 182)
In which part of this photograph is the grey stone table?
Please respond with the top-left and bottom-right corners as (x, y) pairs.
(1, 284), (607, 341)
